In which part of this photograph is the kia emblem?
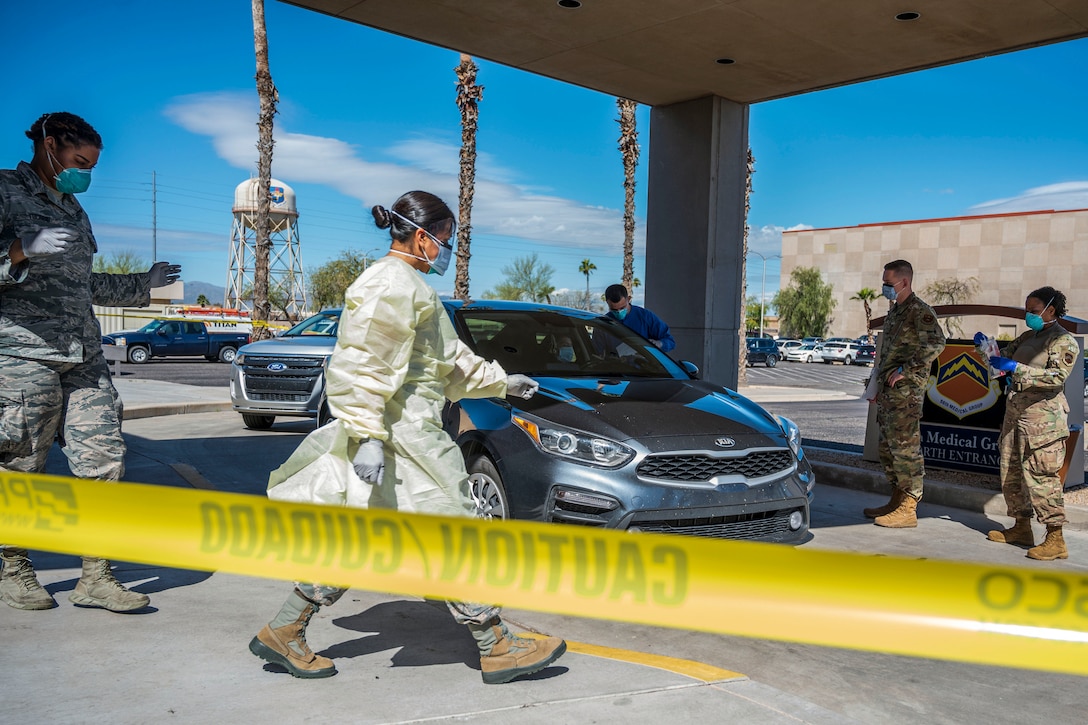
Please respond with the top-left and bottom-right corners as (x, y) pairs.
(715, 437), (735, 448)
(267, 362), (287, 372)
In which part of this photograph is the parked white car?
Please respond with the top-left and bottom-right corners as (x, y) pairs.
(820, 341), (864, 365)
(776, 339), (803, 354)
(784, 343), (824, 363)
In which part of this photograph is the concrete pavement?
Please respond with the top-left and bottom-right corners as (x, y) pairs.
(5, 379), (1084, 722)
(6, 378), (853, 724)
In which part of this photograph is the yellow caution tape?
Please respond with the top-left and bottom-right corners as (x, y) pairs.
(1, 471), (1085, 676)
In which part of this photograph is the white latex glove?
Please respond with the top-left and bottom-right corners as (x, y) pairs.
(21, 227), (75, 257)
(352, 438), (384, 484)
(651, 339), (664, 349)
(148, 262), (182, 287)
(506, 374), (539, 400)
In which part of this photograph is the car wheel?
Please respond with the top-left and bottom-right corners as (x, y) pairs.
(127, 346), (149, 364)
(844, 355), (854, 365)
(242, 413), (275, 430)
(466, 454), (509, 520)
(218, 346), (238, 363)
(804, 354), (812, 363)
(766, 354), (778, 368)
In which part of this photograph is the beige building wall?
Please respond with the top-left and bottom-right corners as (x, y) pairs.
(780, 208), (1088, 340)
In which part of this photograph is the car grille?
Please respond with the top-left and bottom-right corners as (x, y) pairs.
(637, 450), (794, 481)
(632, 508), (799, 540)
(242, 355), (324, 397)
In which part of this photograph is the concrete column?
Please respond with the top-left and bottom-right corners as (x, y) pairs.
(645, 95), (749, 390)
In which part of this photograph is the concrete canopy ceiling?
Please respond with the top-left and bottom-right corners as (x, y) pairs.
(283, 0), (1087, 105)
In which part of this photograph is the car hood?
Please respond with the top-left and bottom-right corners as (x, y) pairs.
(238, 335), (337, 357)
(515, 377), (788, 452)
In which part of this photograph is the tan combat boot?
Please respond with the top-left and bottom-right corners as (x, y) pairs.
(874, 492), (918, 528)
(249, 595), (336, 679)
(987, 518), (1034, 547)
(863, 488), (904, 519)
(68, 557), (151, 611)
(0, 548), (56, 610)
(1026, 526), (1068, 561)
(470, 616), (567, 684)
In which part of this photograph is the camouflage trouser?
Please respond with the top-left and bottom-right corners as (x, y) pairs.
(876, 383), (925, 499)
(0, 352), (125, 556)
(294, 582), (500, 625)
(0, 352), (124, 480)
(997, 419), (1066, 526)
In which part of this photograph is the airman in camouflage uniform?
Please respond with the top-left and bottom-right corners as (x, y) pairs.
(985, 287), (1077, 560)
(1, 112), (180, 611)
(864, 259), (946, 528)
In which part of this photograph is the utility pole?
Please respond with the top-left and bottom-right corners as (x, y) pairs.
(151, 170), (157, 261)
(748, 251), (780, 338)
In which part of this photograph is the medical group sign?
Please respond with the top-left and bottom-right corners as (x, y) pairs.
(921, 341), (1007, 474)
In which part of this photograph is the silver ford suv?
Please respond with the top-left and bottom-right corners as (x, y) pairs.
(229, 309), (341, 429)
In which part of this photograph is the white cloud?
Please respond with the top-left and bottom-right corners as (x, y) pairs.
(164, 92), (643, 253)
(746, 223), (811, 258)
(969, 181), (1088, 214)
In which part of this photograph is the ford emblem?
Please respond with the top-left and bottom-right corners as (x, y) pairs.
(714, 437), (735, 448)
(267, 362), (287, 372)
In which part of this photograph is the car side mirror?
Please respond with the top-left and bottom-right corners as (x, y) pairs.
(681, 360), (699, 379)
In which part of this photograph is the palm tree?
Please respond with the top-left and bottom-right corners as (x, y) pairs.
(738, 148), (755, 382)
(196, 294), (210, 307)
(250, 0), (279, 341)
(454, 54), (482, 301)
(579, 258), (596, 300)
(616, 98), (639, 291)
(851, 288), (880, 343)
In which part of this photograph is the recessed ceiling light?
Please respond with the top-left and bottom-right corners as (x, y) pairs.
(715, 57), (736, 65)
(895, 11), (921, 21)
(557, 0), (581, 8)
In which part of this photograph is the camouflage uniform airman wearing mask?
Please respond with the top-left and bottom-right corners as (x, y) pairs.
(984, 287), (1077, 561)
(864, 259), (945, 528)
(1, 112), (181, 611)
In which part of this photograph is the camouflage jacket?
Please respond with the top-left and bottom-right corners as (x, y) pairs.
(1, 161), (151, 363)
(877, 293), (946, 393)
(1002, 322), (1077, 445)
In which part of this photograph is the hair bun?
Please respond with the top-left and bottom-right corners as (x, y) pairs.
(372, 205), (392, 230)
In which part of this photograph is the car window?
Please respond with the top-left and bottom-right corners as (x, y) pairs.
(283, 312), (340, 337)
(459, 310), (679, 378)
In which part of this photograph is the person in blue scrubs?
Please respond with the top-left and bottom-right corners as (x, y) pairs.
(604, 283), (676, 352)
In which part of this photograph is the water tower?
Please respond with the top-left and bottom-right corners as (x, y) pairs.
(226, 178), (307, 318)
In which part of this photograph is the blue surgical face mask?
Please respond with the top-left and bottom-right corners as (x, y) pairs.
(558, 346), (575, 362)
(881, 282), (897, 301)
(610, 306), (629, 321)
(1025, 296), (1054, 332)
(426, 242), (452, 276)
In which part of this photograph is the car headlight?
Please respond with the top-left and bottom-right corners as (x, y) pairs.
(778, 415), (803, 460)
(512, 414), (634, 468)
(114, 336), (126, 346)
(234, 352), (246, 365)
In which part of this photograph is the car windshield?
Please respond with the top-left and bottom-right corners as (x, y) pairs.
(282, 312), (340, 337)
(458, 309), (681, 378)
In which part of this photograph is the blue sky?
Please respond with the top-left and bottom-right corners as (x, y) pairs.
(3, 1), (1086, 306)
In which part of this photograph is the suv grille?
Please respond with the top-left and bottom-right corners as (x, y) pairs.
(632, 508), (800, 541)
(242, 355), (324, 397)
(637, 450), (794, 481)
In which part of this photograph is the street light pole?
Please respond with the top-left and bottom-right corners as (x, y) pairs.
(747, 251), (781, 337)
